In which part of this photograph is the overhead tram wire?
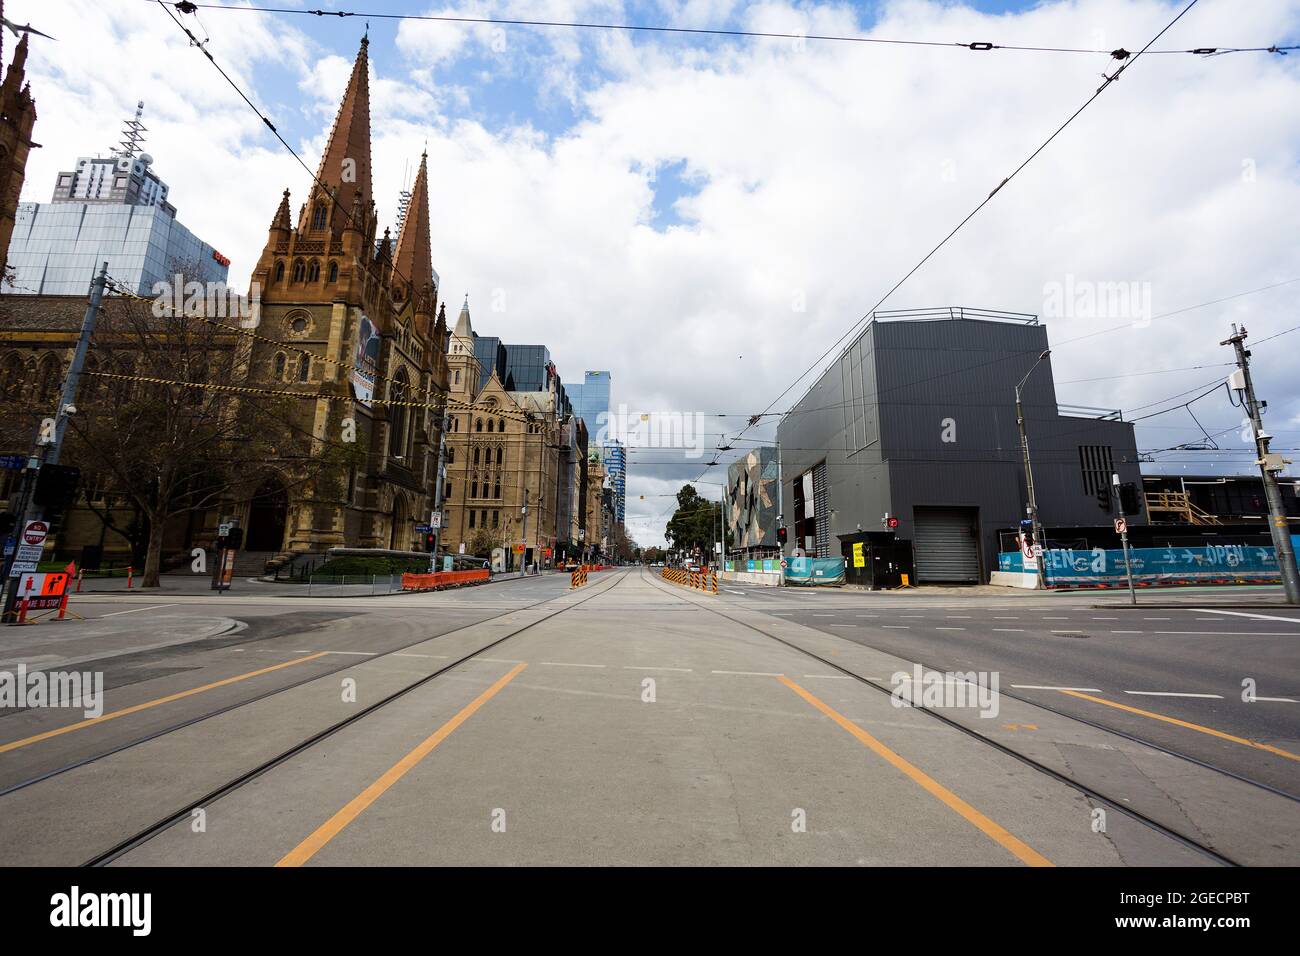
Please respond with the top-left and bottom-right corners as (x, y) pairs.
(702, 0), (1209, 476)
(169, 2), (1296, 58)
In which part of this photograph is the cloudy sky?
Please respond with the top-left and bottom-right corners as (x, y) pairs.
(12, 0), (1300, 546)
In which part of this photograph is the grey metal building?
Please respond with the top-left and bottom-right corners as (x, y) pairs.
(776, 308), (1143, 583)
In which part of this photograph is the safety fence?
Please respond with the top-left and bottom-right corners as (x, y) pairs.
(400, 569), (491, 591)
(660, 566), (718, 595)
(997, 538), (1300, 589)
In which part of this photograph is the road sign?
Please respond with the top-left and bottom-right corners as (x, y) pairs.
(414, 523), (431, 534)
(1113, 516), (1127, 534)
(513, 544), (526, 554)
(780, 558), (788, 569)
(0, 454), (24, 470)
(218, 522), (232, 538)
(431, 511), (443, 529)
(22, 520), (49, 547)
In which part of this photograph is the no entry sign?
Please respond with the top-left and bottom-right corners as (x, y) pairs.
(22, 520), (48, 546)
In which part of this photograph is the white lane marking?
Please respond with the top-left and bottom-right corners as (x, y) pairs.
(813, 614), (835, 617)
(325, 650), (377, 656)
(1111, 630), (1143, 634)
(1043, 616), (1070, 620)
(623, 665), (692, 672)
(935, 627), (966, 631)
(1253, 697), (1297, 703)
(882, 625), (911, 629)
(1011, 685), (1102, 692)
(1155, 630), (1299, 636)
(1092, 617), (1119, 620)
(1142, 617), (1171, 621)
(1124, 691), (1223, 699)
(802, 674), (854, 680)
(726, 590), (746, 595)
(828, 623), (857, 628)
(99, 604), (179, 617)
(992, 628), (1024, 632)
(472, 656), (526, 664)
(392, 653), (449, 659)
(1051, 630), (1085, 634)
(712, 670), (784, 677)
(857, 615), (878, 618)
(945, 615), (972, 619)
(1193, 608), (1300, 625)
(994, 616), (1019, 620)
(540, 661), (606, 668)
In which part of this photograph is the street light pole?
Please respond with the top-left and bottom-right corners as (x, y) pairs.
(3, 263), (107, 622)
(520, 488), (529, 573)
(1015, 349), (1051, 591)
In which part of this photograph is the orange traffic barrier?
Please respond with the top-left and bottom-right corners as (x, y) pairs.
(401, 569), (491, 591)
(126, 566), (134, 590)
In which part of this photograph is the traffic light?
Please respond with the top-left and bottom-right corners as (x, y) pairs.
(1095, 486), (1112, 513)
(223, 526), (244, 551)
(33, 464), (80, 511)
(1118, 482), (1141, 516)
(425, 532), (436, 552)
(0, 512), (15, 537)
(777, 526), (788, 545)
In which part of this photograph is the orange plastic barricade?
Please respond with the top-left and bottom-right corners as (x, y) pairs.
(401, 569), (490, 591)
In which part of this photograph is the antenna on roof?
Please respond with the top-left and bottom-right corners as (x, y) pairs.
(113, 101), (147, 159)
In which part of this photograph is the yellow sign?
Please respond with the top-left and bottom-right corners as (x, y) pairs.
(851, 542), (865, 568)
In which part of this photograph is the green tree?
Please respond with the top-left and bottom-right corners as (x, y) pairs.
(665, 484), (720, 558)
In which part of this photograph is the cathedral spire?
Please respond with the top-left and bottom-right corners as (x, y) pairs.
(391, 150), (433, 297)
(306, 35), (372, 233)
(270, 188), (291, 231)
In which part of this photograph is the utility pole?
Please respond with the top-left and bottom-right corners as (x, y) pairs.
(429, 407), (449, 569)
(1111, 472), (1137, 606)
(1015, 349), (1052, 590)
(3, 263), (108, 621)
(519, 488), (530, 573)
(1222, 325), (1300, 605)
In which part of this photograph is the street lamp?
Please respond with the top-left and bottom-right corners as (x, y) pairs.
(1015, 349), (1051, 590)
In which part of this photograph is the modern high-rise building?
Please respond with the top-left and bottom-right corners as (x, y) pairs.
(604, 439), (626, 525)
(2, 102), (229, 296)
(568, 370), (612, 440)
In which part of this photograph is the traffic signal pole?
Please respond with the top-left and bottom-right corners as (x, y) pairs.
(1222, 325), (1300, 605)
(2, 263), (108, 622)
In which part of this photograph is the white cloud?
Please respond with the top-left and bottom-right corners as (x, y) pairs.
(12, 1), (1300, 548)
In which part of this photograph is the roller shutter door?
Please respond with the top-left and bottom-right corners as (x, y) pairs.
(912, 507), (980, 583)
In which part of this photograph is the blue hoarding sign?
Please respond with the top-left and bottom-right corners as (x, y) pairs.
(999, 537), (1300, 586)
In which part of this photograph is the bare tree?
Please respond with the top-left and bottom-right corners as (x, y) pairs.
(60, 283), (308, 587)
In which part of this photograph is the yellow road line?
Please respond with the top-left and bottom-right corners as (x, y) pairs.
(0, 652), (330, 754)
(779, 675), (1053, 867)
(276, 661), (528, 867)
(1060, 690), (1300, 762)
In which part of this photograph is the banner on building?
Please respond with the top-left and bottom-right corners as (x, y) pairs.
(351, 314), (381, 407)
(997, 538), (1300, 586)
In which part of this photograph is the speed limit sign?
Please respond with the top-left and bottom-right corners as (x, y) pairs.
(1114, 517), (1127, 534)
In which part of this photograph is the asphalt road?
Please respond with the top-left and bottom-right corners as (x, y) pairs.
(0, 568), (1295, 866)
(716, 580), (1300, 796)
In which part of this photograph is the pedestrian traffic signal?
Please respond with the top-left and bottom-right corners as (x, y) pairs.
(223, 526), (244, 551)
(33, 464), (80, 511)
(777, 526), (787, 545)
(1118, 482), (1141, 516)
